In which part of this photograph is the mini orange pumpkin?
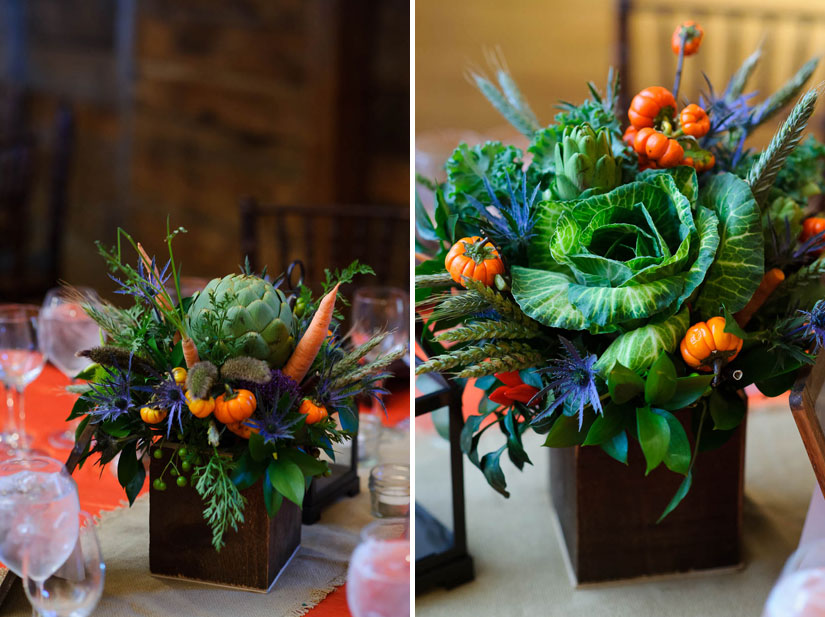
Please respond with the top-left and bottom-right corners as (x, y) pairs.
(679, 104), (710, 138)
(225, 421), (258, 439)
(214, 388), (257, 424)
(628, 86), (676, 129)
(140, 406), (167, 424)
(671, 21), (704, 56)
(185, 390), (216, 418)
(680, 317), (743, 372)
(445, 236), (505, 288)
(298, 399), (329, 425)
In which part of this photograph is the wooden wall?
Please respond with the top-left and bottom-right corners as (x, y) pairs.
(1, 0), (409, 297)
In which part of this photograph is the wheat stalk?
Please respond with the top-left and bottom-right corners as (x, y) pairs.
(415, 273), (455, 288)
(462, 278), (535, 326)
(726, 45), (762, 100)
(435, 320), (538, 343)
(753, 57), (819, 126)
(747, 87), (819, 207)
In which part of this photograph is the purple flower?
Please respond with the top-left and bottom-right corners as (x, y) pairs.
(152, 377), (188, 438)
(531, 337), (603, 429)
(83, 355), (151, 422)
(799, 300), (825, 351)
(240, 370), (302, 445)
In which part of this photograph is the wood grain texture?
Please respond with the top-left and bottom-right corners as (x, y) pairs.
(148, 446), (301, 591)
(550, 408), (745, 584)
(790, 353), (825, 498)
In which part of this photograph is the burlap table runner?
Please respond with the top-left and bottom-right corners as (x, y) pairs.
(416, 403), (814, 616)
(4, 475), (374, 616)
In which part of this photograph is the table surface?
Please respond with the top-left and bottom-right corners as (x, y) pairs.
(12, 364), (410, 616)
(415, 382), (814, 616)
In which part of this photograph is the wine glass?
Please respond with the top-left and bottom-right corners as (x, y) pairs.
(23, 511), (104, 617)
(346, 518), (410, 617)
(40, 288), (102, 449)
(0, 456), (80, 581)
(0, 305), (46, 451)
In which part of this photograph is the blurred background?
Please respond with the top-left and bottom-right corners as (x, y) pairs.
(416, 0), (825, 182)
(0, 0), (409, 300)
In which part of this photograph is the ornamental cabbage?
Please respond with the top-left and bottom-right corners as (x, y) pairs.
(511, 167), (763, 338)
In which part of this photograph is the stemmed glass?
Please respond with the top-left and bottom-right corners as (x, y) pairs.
(351, 287), (410, 465)
(39, 288), (102, 449)
(0, 456), (80, 581)
(346, 518), (410, 617)
(0, 305), (46, 451)
(23, 511), (105, 617)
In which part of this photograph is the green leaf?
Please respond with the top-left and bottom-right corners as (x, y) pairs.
(636, 405), (671, 475)
(415, 190), (439, 243)
(694, 173), (764, 317)
(230, 450), (267, 490)
(268, 459), (306, 507)
(67, 396), (93, 421)
(595, 308), (689, 375)
(607, 363), (644, 404)
(480, 445), (510, 498)
(543, 413), (589, 448)
(101, 416), (131, 438)
(601, 430), (629, 464)
(278, 449), (329, 477)
(660, 374), (713, 411)
(583, 405), (625, 445)
(74, 362), (107, 382)
(511, 266), (588, 330)
(722, 305), (748, 340)
(657, 470), (693, 523)
(503, 409), (531, 470)
(709, 390), (746, 430)
(117, 440), (139, 490)
(658, 409), (691, 475)
(444, 142), (525, 213)
(755, 369), (800, 397)
(645, 353), (678, 405)
(263, 465), (284, 518)
(338, 404), (358, 433)
(460, 414), (488, 454)
(248, 432), (271, 462)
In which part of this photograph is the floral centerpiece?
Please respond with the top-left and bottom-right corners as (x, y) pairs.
(415, 22), (825, 521)
(69, 225), (404, 558)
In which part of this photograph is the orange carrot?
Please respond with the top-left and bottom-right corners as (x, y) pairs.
(283, 283), (340, 383)
(734, 268), (785, 327)
(181, 336), (200, 368)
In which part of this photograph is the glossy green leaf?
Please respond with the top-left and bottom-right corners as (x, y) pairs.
(583, 407), (625, 445)
(709, 390), (746, 430)
(480, 446), (510, 498)
(543, 413), (588, 448)
(117, 440), (139, 490)
(755, 369), (800, 397)
(231, 450), (267, 490)
(660, 374), (714, 411)
(504, 409), (531, 470)
(658, 409), (691, 475)
(636, 405), (671, 475)
(595, 308), (689, 375)
(722, 305), (748, 340)
(601, 430), (629, 464)
(268, 459), (306, 507)
(645, 353), (678, 405)
(694, 173), (764, 316)
(607, 363), (644, 404)
(249, 432), (270, 462)
(279, 449), (329, 477)
(657, 470), (693, 523)
(263, 466), (284, 518)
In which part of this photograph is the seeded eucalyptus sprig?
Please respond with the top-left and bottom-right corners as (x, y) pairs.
(747, 87), (819, 207)
(434, 319), (539, 343)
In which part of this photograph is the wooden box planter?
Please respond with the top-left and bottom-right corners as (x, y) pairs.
(550, 412), (746, 585)
(148, 446), (301, 592)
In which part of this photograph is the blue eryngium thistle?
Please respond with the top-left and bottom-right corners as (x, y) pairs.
(531, 337), (603, 429)
(83, 356), (150, 422)
(798, 300), (825, 351)
(110, 256), (172, 316)
(467, 173), (539, 256)
(240, 370), (302, 444)
(152, 377), (188, 438)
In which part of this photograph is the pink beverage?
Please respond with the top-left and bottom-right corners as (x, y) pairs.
(347, 521), (410, 617)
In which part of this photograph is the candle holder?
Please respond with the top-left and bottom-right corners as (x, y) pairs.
(369, 463), (410, 518)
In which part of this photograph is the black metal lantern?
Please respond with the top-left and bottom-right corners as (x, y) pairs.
(415, 337), (475, 592)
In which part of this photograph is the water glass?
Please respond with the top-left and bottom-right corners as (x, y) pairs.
(24, 511), (105, 617)
(351, 287), (409, 362)
(763, 538), (825, 616)
(0, 455), (80, 580)
(0, 305), (46, 451)
(347, 518), (410, 617)
(359, 412), (383, 467)
(369, 464), (410, 518)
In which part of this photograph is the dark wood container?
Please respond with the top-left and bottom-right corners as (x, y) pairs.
(149, 446), (301, 592)
(550, 412), (745, 585)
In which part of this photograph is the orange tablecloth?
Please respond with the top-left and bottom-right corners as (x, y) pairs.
(22, 364), (410, 616)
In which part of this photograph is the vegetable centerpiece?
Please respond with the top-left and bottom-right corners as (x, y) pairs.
(70, 225), (404, 550)
(415, 21), (825, 517)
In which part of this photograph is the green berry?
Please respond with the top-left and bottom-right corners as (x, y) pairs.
(153, 478), (167, 491)
(178, 447), (188, 458)
(170, 468), (179, 477)
(176, 476), (187, 487)
(181, 460), (192, 472)
(153, 449), (163, 460)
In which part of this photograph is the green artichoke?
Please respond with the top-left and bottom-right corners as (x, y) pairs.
(188, 274), (295, 368)
(553, 123), (621, 200)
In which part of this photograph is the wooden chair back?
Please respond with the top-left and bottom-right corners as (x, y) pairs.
(790, 353), (825, 496)
(239, 198), (409, 290)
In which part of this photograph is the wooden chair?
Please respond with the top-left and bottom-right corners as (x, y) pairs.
(239, 197), (409, 291)
(615, 1), (825, 120)
(0, 101), (74, 301)
(790, 353), (825, 496)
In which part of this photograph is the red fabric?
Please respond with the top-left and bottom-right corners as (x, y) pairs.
(22, 365), (409, 616)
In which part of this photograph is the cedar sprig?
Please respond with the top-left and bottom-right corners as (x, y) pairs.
(747, 87), (819, 207)
(193, 451), (247, 552)
(330, 332), (391, 379)
(434, 319), (539, 343)
(415, 272), (456, 288)
(462, 278), (535, 326)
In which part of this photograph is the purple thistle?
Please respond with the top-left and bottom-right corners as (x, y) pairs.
(82, 355), (151, 422)
(466, 173), (539, 255)
(152, 377), (189, 438)
(110, 256), (172, 316)
(798, 300), (825, 351)
(240, 370), (302, 445)
(531, 337), (603, 429)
